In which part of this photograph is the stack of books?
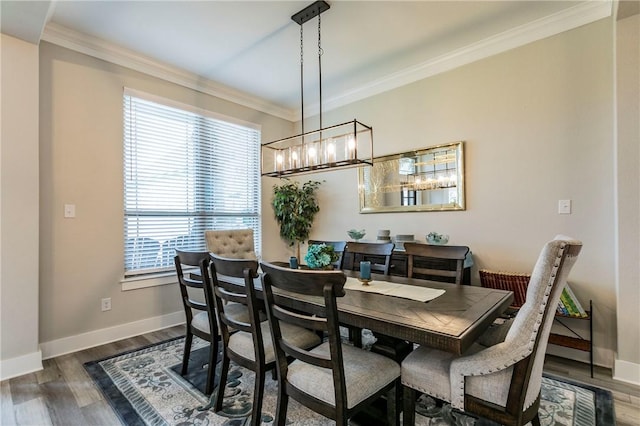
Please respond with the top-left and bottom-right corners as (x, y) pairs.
(556, 284), (589, 318)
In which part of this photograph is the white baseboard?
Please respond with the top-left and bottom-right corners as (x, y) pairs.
(39, 311), (185, 360)
(0, 349), (43, 381)
(613, 358), (640, 386)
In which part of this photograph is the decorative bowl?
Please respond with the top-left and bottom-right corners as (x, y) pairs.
(426, 232), (449, 245)
(347, 229), (366, 241)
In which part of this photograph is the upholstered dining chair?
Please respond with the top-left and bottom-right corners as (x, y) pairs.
(402, 243), (469, 285)
(308, 240), (347, 269)
(174, 250), (219, 395)
(401, 236), (582, 426)
(260, 262), (401, 426)
(208, 254), (321, 426)
(205, 229), (256, 259)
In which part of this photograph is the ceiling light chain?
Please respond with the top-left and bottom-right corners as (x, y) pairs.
(318, 12), (323, 131)
(300, 24), (305, 139)
(261, 0), (373, 178)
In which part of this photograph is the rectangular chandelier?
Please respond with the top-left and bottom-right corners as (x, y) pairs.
(261, 119), (373, 177)
(260, 1), (373, 178)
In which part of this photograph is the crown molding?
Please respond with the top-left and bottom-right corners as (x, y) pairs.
(41, 23), (297, 121)
(41, 1), (611, 122)
(310, 0), (613, 116)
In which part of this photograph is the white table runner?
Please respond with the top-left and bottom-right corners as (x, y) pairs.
(218, 273), (445, 303)
(344, 276), (444, 302)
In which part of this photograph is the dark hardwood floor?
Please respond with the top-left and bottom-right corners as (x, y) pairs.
(1, 325), (638, 425)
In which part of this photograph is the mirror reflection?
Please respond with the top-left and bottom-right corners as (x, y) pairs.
(358, 142), (465, 213)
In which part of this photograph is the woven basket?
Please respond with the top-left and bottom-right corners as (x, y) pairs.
(479, 269), (530, 308)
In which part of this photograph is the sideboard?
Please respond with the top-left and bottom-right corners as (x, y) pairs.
(342, 250), (472, 285)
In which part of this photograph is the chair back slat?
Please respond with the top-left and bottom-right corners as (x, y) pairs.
(280, 340), (333, 369)
(272, 304), (327, 331)
(215, 286), (248, 306)
(211, 254), (258, 277)
(185, 300), (207, 311)
(343, 241), (395, 275)
(182, 277), (204, 289)
(412, 268), (458, 278)
(263, 265), (346, 297)
(403, 242), (469, 284)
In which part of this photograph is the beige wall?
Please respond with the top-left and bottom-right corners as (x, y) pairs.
(615, 13), (640, 381)
(0, 34), (41, 377)
(300, 19), (618, 367)
(38, 42), (292, 344)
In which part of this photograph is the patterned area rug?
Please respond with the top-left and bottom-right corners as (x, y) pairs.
(84, 336), (615, 426)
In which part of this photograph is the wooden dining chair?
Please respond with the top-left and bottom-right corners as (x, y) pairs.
(342, 241), (396, 346)
(208, 254), (321, 426)
(260, 261), (401, 426)
(174, 250), (219, 395)
(343, 241), (395, 274)
(308, 240), (347, 269)
(401, 236), (582, 426)
(402, 243), (469, 285)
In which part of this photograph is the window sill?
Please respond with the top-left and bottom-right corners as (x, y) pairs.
(120, 272), (178, 291)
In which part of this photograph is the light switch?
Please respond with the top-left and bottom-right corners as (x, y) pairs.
(64, 204), (76, 218)
(558, 199), (571, 214)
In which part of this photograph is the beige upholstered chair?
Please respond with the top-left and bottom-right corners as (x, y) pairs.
(260, 262), (401, 426)
(401, 236), (582, 426)
(205, 229), (256, 259)
(209, 255), (321, 426)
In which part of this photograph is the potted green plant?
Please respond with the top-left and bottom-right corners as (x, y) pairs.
(272, 179), (322, 260)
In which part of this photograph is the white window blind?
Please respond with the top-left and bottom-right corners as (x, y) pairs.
(123, 90), (261, 276)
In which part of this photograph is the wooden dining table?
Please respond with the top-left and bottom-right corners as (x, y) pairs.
(218, 268), (514, 357)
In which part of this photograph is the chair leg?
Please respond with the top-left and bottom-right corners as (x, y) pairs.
(352, 327), (363, 348)
(181, 332), (193, 375)
(274, 389), (289, 426)
(250, 369), (266, 426)
(214, 354), (230, 412)
(204, 337), (218, 395)
(403, 385), (416, 426)
(531, 413), (541, 426)
(386, 380), (401, 426)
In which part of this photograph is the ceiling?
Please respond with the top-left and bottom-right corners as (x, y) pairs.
(1, 1), (617, 121)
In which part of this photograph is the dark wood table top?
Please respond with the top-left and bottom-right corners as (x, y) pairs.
(219, 269), (513, 355)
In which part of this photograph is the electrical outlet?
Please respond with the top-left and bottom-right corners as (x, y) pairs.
(558, 199), (571, 214)
(101, 297), (112, 311)
(64, 204), (76, 218)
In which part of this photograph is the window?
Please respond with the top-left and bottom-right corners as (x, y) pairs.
(123, 89), (261, 277)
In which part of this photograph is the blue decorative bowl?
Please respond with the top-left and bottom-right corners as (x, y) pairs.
(347, 229), (366, 241)
(426, 233), (449, 245)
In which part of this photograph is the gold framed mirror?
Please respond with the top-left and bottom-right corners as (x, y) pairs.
(358, 141), (465, 213)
